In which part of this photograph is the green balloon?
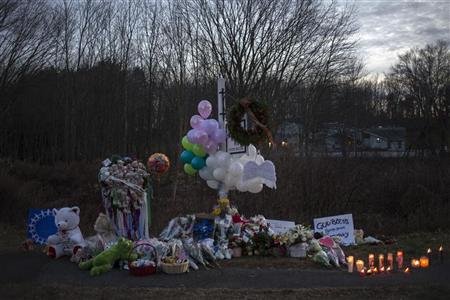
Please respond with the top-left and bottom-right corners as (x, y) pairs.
(184, 163), (197, 176)
(182, 136), (193, 151)
(192, 144), (206, 157)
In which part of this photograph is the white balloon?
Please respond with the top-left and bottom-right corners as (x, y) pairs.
(248, 183), (263, 193)
(206, 180), (219, 189)
(229, 161), (243, 176)
(199, 167), (214, 180)
(236, 181), (248, 192)
(216, 151), (231, 167)
(206, 156), (218, 169)
(213, 168), (226, 181)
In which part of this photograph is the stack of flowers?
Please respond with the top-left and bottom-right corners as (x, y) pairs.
(99, 156), (151, 240)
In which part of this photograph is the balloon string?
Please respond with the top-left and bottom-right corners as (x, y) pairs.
(239, 97), (275, 147)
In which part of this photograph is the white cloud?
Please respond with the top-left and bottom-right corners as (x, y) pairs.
(339, 0), (450, 75)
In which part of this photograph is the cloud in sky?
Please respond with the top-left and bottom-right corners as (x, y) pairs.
(340, 0), (450, 76)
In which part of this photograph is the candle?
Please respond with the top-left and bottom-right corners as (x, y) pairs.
(387, 253), (394, 269)
(427, 248), (432, 255)
(368, 253), (375, 268)
(380, 266), (385, 272)
(439, 245), (443, 263)
(420, 256), (429, 268)
(356, 259), (364, 272)
(373, 267), (378, 274)
(347, 256), (354, 273)
(378, 254), (384, 268)
(411, 258), (420, 268)
(397, 251), (404, 269)
(359, 268), (366, 277)
(404, 267), (410, 274)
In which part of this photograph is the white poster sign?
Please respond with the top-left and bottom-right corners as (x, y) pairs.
(267, 219), (296, 235)
(313, 213), (355, 245)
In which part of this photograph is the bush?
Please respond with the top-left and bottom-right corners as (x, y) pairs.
(0, 157), (448, 236)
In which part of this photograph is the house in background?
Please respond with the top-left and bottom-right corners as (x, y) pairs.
(362, 127), (406, 152)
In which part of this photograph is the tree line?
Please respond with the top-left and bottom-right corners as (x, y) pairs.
(0, 0), (448, 163)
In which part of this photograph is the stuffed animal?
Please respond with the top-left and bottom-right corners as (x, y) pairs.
(79, 237), (134, 276)
(85, 213), (118, 253)
(47, 206), (86, 259)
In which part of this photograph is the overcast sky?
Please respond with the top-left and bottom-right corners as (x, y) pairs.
(341, 0), (450, 77)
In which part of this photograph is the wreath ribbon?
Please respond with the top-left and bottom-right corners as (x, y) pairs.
(239, 97), (275, 146)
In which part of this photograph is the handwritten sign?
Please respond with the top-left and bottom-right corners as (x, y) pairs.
(267, 219), (295, 234)
(313, 214), (355, 245)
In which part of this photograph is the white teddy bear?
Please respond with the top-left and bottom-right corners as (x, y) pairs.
(47, 206), (86, 259)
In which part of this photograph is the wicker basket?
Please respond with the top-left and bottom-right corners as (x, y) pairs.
(160, 261), (189, 274)
(128, 242), (157, 276)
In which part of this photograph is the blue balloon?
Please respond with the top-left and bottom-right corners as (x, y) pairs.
(191, 156), (206, 170)
(180, 150), (195, 164)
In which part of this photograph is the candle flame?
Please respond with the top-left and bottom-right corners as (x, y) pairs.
(386, 266), (391, 271)
(439, 245), (443, 252)
(404, 267), (410, 273)
(380, 266), (385, 272)
(427, 248), (432, 254)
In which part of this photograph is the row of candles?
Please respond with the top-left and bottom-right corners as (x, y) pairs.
(346, 245), (443, 276)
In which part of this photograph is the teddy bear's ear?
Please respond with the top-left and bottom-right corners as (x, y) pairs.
(52, 208), (58, 216)
(71, 206), (80, 215)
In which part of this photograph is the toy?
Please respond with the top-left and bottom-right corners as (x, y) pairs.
(79, 238), (134, 276)
(85, 213), (118, 253)
(47, 206), (86, 259)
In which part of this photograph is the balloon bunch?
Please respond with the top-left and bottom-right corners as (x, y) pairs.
(198, 145), (276, 193)
(187, 100), (226, 155)
(181, 100), (225, 176)
(180, 136), (207, 176)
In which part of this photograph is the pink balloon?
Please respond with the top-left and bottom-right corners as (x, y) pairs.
(187, 129), (199, 144)
(204, 140), (218, 154)
(201, 119), (219, 135)
(197, 131), (209, 145)
(190, 115), (203, 129)
(212, 128), (226, 144)
(198, 100), (212, 119)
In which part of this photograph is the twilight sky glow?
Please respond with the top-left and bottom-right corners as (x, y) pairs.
(340, 0), (450, 77)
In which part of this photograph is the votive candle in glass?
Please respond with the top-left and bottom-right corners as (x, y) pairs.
(368, 253), (375, 268)
(378, 254), (384, 268)
(397, 251), (404, 269)
(356, 259), (364, 272)
(411, 258), (420, 268)
(347, 256), (354, 273)
(420, 256), (429, 268)
(387, 253), (394, 269)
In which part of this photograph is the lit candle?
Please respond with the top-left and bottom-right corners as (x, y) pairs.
(404, 267), (410, 274)
(420, 256), (429, 268)
(411, 258), (420, 268)
(386, 266), (392, 272)
(366, 268), (373, 276)
(356, 259), (364, 272)
(380, 266), (385, 272)
(378, 254), (384, 268)
(347, 256), (354, 273)
(387, 253), (394, 269)
(397, 251), (404, 269)
(439, 246), (443, 263)
(359, 268), (366, 277)
(368, 253), (375, 268)
(373, 267), (378, 274)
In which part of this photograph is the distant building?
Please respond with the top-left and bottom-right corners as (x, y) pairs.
(362, 127), (406, 152)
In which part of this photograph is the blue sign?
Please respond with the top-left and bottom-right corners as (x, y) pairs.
(27, 208), (57, 245)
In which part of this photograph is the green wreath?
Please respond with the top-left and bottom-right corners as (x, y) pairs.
(227, 99), (270, 146)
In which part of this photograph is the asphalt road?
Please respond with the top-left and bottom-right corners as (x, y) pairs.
(2, 251), (450, 290)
